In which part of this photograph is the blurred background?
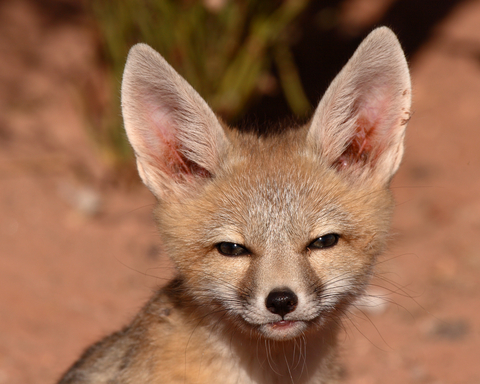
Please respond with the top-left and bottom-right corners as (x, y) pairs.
(1, 0), (480, 383)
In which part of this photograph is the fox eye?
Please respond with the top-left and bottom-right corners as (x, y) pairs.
(308, 234), (339, 250)
(216, 242), (249, 257)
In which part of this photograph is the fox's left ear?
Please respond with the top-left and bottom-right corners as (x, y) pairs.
(308, 27), (411, 185)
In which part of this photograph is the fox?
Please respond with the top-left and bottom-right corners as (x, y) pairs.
(58, 26), (411, 384)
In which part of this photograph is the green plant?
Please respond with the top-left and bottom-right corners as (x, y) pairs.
(92, 0), (312, 164)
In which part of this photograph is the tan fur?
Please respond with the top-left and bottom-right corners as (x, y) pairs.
(58, 27), (411, 384)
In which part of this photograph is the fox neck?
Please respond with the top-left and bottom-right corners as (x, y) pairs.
(228, 324), (340, 384)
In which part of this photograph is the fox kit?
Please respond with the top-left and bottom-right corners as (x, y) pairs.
(58, 27), (411, 384)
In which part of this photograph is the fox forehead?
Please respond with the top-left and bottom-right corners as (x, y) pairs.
(156, 125), (393, 263)
(174, 141), (371, 248)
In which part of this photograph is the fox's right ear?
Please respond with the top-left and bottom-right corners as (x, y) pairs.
(121, 44), (228, 199)
(308, 27), (411, 186)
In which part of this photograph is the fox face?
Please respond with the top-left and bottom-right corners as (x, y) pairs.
(152, 132), (396, 342)
(122, 27), (411, 343)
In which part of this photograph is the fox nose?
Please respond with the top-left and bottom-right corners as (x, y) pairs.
(265, 288), (298, 318)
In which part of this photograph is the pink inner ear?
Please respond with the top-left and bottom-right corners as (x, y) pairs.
(334, 91), (391, 171)
(145, 105), (211, 180)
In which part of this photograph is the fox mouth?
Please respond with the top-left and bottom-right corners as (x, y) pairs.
(269, 320), (297, 329)
(260, 319), (309, 340)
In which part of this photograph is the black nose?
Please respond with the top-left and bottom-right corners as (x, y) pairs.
(265, 288), (298, 318)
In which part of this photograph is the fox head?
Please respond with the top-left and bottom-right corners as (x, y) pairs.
(121, 27), (411, 341)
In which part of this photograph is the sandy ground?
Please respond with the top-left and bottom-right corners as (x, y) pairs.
(1, 1), (480, 383)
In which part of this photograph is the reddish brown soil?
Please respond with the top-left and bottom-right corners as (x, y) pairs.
(1, 1), (480, 384)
